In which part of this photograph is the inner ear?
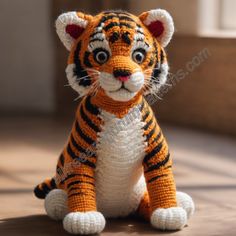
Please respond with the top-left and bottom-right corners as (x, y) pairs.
(66, 24), (85, 39)
(147, 20), (164, 38)
(139, 9), (174, 47)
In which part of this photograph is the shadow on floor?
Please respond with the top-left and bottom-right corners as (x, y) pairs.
(0, 215), (177, 236)
(0, 215), (68, 236)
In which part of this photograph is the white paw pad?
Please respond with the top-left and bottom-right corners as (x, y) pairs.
(151, 207), (187, 230)
(44, 189), (68, 220)
(177, 191), (195, 219)
(63, 211), (106, 235)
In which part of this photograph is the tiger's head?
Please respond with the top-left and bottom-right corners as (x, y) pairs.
(56, 9), (174, 102)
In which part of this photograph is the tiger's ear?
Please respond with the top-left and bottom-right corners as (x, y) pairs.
(56, 11), (93, 51)
(139, 9), (174, 47)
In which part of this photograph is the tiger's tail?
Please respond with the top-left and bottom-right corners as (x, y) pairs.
(34, 177), (57, 199)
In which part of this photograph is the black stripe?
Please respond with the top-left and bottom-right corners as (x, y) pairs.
(70, 134), (94, 157)
(154, 41), (158, 54)
(148, 174), (168, 183)
(83, 51), (92, 68)
(143, 116), (153, 130)
(142, 101), (150, 120)
(136, 38), (144, 42)
(68, 187), (95, 194)
(85, 96), (100, 116)
(143, 110), (150, 121)
(143, 139), (164, 164)
(148, 57), (155, 67)
(80, 105), (100, 133)
(146, 123), (157, 141)
(74, 42), (92, 87)
(137, 30), (144, 35)
(89, 38), (104, 43)
(56, 166), (63, 176)
(151, 42), (162, 81)
(100, 15), (117, 23)
(165, 165), (172, 169)
(42, 183), (51, 194)
(139, 99), (145, 112)
(150, 130), (162, 145)
(104, 22), (119, 31)
(68, 192), (95, 198)
(104, 22), (134, 32)
(59, 154), (65, 167)
(122, 32), (131, 45)
(50, 178), (57, 189)
(61, 173), (94, 184)
(120, 22), (133, 29)
(160, 49), (165, 63)
(34, 186), (46, 199)
(152, 63), (162, 79)
(99, 14), (134, 25)
(109, 32), (120, 43)
(145, 153), (170, 173)
(75, 120), (95, 145)
(67, 180), (95, 189)
(67, 143), (96, 168)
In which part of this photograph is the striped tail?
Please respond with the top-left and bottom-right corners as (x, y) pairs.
(34, 177), (57, 199)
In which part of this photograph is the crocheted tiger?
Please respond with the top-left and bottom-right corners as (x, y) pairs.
(34, 9), (194, 235)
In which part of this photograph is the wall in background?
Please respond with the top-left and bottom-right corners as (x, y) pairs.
(128, 0), (199, 34)
(155, 36), (236, 136)
(0, 0), (54, 114)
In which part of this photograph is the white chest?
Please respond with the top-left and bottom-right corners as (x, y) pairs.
(95, 106), (147, 217)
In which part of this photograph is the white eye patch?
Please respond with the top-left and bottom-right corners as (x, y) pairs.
(88, 40), (111, 54)
(88, 25), (111, 54)
(131, 40), (151, 53)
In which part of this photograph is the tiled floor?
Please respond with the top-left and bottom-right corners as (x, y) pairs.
(0, 116), (236, 236)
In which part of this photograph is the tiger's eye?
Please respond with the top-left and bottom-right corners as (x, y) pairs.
(132, 49), (146, 64)
(94, 49), (109, 64)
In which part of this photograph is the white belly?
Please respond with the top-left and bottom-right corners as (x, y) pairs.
(95, 106), (147, 217)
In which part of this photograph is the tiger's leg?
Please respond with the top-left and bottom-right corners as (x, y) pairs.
(63, 165), (105, 235)
(61, 97), (105, 235)
(141, 103), (188, 230)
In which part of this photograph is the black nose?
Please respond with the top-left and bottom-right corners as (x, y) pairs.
(113, 69), (131, 78)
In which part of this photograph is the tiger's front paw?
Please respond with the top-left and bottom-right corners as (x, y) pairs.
(63, 211), (106, 235)
(151, 207), (187, 230)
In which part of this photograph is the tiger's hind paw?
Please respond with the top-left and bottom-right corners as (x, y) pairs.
(63, 211), (106, 235)
(151, 207), (187, 230)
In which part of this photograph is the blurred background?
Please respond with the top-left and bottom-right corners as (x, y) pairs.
(0, 1), (236, 236)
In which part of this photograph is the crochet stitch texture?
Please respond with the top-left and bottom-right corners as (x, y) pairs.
(34, 9), (194, 235)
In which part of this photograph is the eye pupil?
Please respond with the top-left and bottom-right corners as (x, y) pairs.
(98, 53), (106, 61)
(135, 53), (143, 62)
